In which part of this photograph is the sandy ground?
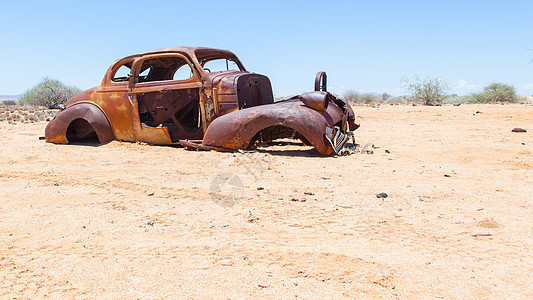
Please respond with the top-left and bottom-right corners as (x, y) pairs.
(0, 103), (531, 298)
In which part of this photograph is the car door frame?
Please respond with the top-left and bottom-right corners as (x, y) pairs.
(127, 52), (204, 144)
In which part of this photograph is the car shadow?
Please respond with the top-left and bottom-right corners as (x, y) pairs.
(251, 141), (324, 157)
(254, 148), (324, 157)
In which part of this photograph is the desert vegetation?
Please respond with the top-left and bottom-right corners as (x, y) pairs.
(343, 77), (524, 105)
(1, 76), (529, 116)
(18, 77), (81, 109)
(0, 106), (58, 124)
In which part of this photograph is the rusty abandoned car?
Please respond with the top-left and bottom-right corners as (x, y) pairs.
(45, 47), (358, 155)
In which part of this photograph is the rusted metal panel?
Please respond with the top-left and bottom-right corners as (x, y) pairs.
(200, 98), (339, 155)
(45, 103), (114, 144)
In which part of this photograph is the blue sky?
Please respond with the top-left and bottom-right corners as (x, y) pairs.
(1, 0), (532, 97)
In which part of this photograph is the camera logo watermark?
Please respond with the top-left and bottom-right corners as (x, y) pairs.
(209, 152), (273, 207)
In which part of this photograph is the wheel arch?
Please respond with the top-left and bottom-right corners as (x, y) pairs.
(201, 101), (334, 155)
(45, 102), (115, 144)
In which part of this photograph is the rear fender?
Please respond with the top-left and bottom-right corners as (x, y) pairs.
(201, 100), (336, 155)
(45, 102), (114, 144)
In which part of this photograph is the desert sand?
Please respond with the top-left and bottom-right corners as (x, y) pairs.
(0, 103), (531, 298)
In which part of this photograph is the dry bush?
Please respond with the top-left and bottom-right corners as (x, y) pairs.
(19, 77), (81, 109)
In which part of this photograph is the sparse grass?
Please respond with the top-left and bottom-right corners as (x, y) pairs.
(343, 90), (379, 104)
(383, 97), (408, 104)
(2, 100), (17, 106)
(443, 95), (478, 104)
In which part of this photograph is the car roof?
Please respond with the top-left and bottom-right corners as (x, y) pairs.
(120, 46), (236, 61)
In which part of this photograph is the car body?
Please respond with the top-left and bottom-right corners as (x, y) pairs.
(45, 47), (357, 155)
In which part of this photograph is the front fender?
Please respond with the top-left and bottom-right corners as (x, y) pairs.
(201, 100), (339, 155)
(45, 102), (114, 144)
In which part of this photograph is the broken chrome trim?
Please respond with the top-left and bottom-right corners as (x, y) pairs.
(325, 126), (350, 155)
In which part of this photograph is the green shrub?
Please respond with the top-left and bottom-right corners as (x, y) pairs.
(472, 82), (518, 103)
(343, 90), (379, 104)
(2, 100), (17, 106)
(19, 77), (81, 108)
(443, 95), (478, 104)
(403, 76), (449, 105)
(384, 96), (407, 104)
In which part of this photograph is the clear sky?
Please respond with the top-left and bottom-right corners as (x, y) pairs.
(1, 0), (532, 97)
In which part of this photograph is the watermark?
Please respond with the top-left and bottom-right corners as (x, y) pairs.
(209, 152), (274, 207)
(209, 173), (244, 207)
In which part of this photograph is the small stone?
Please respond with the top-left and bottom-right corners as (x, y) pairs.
(146, 191), (155, 196)
(444, 174), (451, 177)
(257, 187), (264, 190)
(304, 192), (314, 196)
(290, 198), (299, 202)
(511, 128), (526, 133)
(376, 193), (388, 199)
(471, 233), (492, 237)
(147, 220), (154, 226)
(385, 149), (390, 153)
(218, 259), (233, 266)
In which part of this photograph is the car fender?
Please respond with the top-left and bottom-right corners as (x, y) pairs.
(201, 100), (338, 155)
(45, 102), (115, 144)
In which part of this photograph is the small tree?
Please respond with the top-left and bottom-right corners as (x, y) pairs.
(19, 77), (81, 108)
(472, 82), (518, 103)
(403, 76), (449, 105)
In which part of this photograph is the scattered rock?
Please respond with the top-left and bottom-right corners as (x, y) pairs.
(147, 220), (154, 226)
(0, 106), (59, 124)
(360, 143), (374, 154)
(248, 217), (260, 223)
(511, 128), (526, 133)
(258, 284), (270, 288)
(478, 219), (500, 228)
(444, 174), (451, 177)
(145, 191), (155, 196)
(256, 187), (264, 190)
(376, 193), (388, 199)
(453, 103), (461, 106)
(217, 259), (233, 266)
(290, 198), (299, 202)
(471, 233), (492, 237)
(418, 196), (431, 202)
(304, 191), (314, 196)
(385, 149), (390, 153)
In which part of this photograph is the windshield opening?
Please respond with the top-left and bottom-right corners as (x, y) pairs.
(195, 49), (245, 72)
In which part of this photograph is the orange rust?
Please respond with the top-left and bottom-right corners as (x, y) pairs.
(45, 47), (357, 155)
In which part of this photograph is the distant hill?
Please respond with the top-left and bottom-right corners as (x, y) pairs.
(0, 95), (21, 102)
